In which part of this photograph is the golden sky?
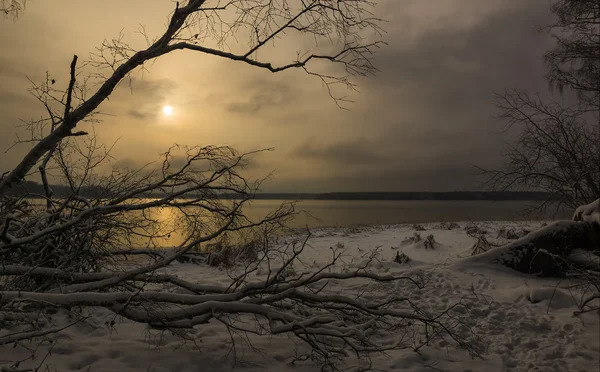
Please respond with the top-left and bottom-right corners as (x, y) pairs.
(0, 0), (557, 192)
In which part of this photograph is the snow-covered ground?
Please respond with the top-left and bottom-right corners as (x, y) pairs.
(2, 221), (599, 372)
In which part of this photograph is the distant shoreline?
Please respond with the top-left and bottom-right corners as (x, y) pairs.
(10, 183), (558, 201)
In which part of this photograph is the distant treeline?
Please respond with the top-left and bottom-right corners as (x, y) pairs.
(6, 181), (109, 199)
(7, 181), (558, 201)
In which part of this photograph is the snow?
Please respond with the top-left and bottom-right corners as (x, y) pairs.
(2, 220), (599, 372)
(573, 198), (600, 225)
(458, 220), (581, 266)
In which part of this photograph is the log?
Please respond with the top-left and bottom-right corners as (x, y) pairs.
(466, 220), (599, 277)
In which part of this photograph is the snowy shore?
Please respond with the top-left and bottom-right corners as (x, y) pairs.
(2, 221), (599, 372)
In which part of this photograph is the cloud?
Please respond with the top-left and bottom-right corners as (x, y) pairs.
(225, 79), (295, 115)
(114, 78), (177, 120)
(0, 57), (27, 80)
(127, 109), (153, 120)
(371, 1), (554, 96)
(311, 0), (558, 188)
(0, 90), (34, 107)
(264, 163), (478, 193)
(293, 137), (393, 166)
(0, 0), (567, 192)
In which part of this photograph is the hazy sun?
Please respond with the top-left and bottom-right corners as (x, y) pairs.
(163, 105), (174, 116)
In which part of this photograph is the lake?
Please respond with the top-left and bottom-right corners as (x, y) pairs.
(248, 199), (570, 229)
(27, 198), (572, 248)
(143, 199), (570, 247)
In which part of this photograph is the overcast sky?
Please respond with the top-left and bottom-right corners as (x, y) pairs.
(0, 0), (560, 192)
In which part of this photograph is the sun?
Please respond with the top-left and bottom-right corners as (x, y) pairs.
(162, 105), (174, 116)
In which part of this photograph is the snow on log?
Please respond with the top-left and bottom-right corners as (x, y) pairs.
(573, 198), (600, 225)
(462, 220), (599, 276)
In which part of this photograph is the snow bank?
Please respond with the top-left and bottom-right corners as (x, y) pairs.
(1, 221), (598, 372)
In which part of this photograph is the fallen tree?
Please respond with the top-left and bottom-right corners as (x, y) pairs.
(463, 199), (599, 276)
(458, 199), (599, 316)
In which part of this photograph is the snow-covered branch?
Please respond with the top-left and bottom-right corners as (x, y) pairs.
(1, 235), (481, 365)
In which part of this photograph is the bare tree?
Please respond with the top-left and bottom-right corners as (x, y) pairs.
(0, 0), (25, 18)
(479, 0), (600, 212)
(0, 141), (481, 366)
(468, 0), (600, 290)
(543, 0), (600, 111)
(0, 0), (384, 196)
(481, 89), (599, 211)
(0, 1), (479, 369)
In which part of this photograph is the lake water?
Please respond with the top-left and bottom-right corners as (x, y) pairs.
(248, 199), (570, 229)
(159, 199), (569, 247)
(27, 198), (572, 248)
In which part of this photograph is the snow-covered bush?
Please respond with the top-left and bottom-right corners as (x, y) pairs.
(394, 251), (410, 264)
(471, 235), (496, 256)
(402, 232), (421, 245)
(206, 237), (260, 268)
(435, 221), (460, 230)
(496, 227), (530, 240)
(412, 224), (426, 231)
(400, 233), (437, 249)
(465, 223), (486, 236)
(424, 234), (437, 249)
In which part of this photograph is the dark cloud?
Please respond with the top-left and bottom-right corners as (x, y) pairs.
(371, 1), (555, 101)
(301, 0), (557, 192)
(127, 109), (153, 120)
(266, 164), (478, 193)
(293, 137), (393, 166)
(225, 79), (295, 114)
(288, 126), (503, 190)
